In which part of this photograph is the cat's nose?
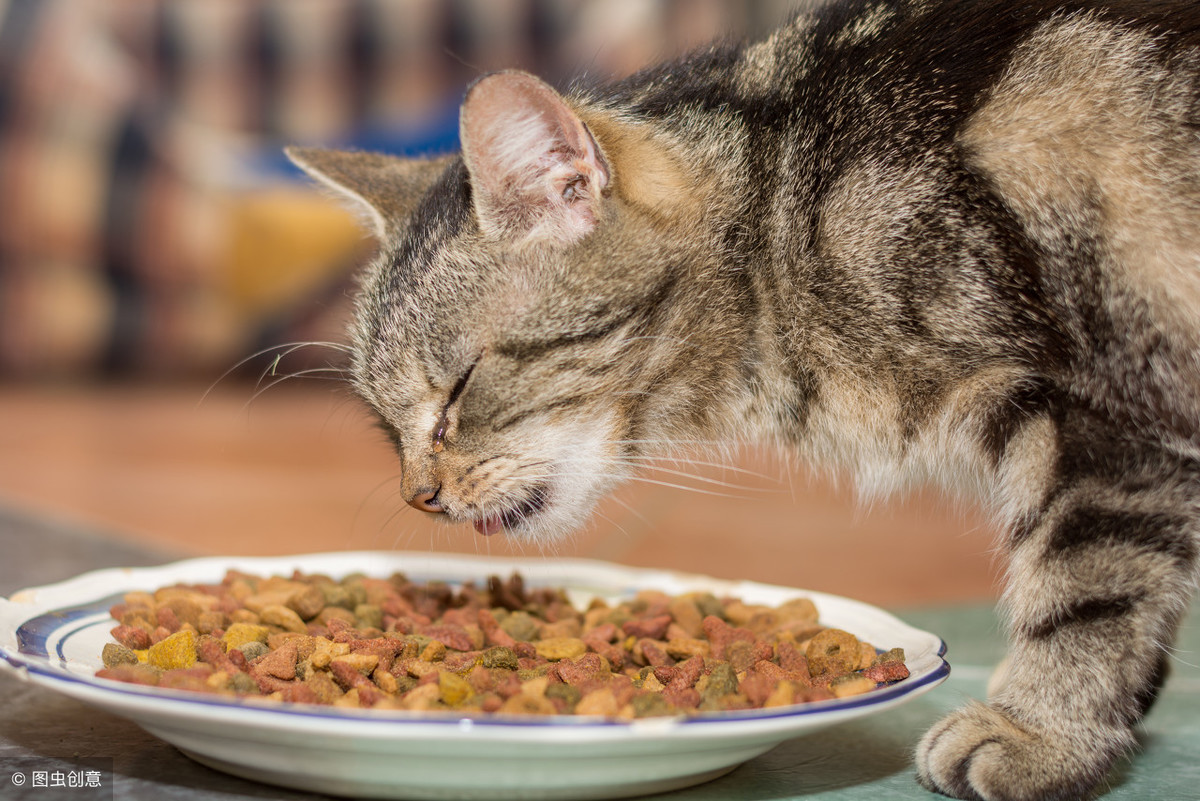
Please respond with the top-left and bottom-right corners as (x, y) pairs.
(407, 487), (444, 513)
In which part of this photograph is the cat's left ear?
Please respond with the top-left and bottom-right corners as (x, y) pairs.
(285, 147), (452, 240)
(460, 71), (610, 245)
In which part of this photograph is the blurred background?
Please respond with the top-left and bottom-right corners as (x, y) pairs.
(0, 0), (1002, 607)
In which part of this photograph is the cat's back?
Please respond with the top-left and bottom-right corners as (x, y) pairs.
(618, 0), (1200, 305)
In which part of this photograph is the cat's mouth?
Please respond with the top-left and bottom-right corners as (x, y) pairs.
(473, 483), (552, 536)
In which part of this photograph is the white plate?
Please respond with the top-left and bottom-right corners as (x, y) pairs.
(0, 552), (949, 800)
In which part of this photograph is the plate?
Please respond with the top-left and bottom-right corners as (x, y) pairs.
(0, 552), (949, 800)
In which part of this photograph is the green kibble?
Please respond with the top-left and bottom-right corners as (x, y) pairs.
(499, 610), (539, 642)
(341, 578), (369, 608)
(546, 682), (581, 712)
(354, 604), (383, 631)
(481, 646), (519, 671)
(694, 593), (725, 620)
(238, 641), (269, 661)
(321, 584), (355, 610)
(406, 634), (432, 652)
(229, 672), (260, 694)
(702, 663), (739, 700)
(632, 666), (656, 688)
(101, 642), (138, 668)
(873, 647), (905, 665)
(630, 691), (672, 718)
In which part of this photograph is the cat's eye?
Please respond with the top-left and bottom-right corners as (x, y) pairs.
(446, 360), (476, 407)
(432, 359), (477, 453)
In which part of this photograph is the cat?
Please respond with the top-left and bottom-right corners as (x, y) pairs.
(285, 1), (1200, 798)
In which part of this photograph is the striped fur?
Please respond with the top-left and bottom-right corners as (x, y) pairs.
(290, 1), (1200, 798)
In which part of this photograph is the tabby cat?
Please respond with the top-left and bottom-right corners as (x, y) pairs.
(287, 1), (1200, 798)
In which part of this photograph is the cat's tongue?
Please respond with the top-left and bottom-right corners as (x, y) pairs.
(474, 516), (505, 537)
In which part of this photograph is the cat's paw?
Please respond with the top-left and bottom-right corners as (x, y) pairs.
(915, 701), (1117, 801)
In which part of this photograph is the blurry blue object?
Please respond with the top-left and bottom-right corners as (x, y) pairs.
(258, 97), (463, 182)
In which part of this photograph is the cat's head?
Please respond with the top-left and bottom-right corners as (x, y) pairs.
(288, 71), (747, 542)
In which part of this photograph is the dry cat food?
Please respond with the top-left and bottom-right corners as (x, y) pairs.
(96, 570), (909, 717)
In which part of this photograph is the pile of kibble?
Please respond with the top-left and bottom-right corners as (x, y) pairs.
(97, 570), (909, 717)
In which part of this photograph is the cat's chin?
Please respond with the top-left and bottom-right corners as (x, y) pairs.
(469, 481), (553, 537)
(466, 485), (604, 544)
(472, 516), (508, 537)
(469, 507), (569, 541)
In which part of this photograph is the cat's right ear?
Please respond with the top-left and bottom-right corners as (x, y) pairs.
(284, 147), (451, 240)
(460, 71), (609, 246)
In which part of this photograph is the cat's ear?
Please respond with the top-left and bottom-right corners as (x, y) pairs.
(284, 147), (451, 240)
(460, 71), (609, 245)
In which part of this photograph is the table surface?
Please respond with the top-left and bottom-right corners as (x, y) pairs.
(1, 504), (1197, 801)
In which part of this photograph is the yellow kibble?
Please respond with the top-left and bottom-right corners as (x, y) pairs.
(420, 641), (446, 662)
(406, 659), (438, 679)
(498, 693), (556, 715)
(830, 674), (876, 698)
(147, 630), (198, 670)
(375, 671), (399, 694)
(222, 623), (270, 650)
(123, 591), (156, 608)
(401, 683), (441, 711)
(763, 680), (799, 708)
(229, 609), (260, 625)
(779, 597), (819, 623)
(520, 675), (550, 698)
(534, 637), (587, 661)
(259, 604), (307, 634)
(330, 653), (379, 675)
(438, 671), (473, 706)
(665, 638), (710, 659)
(857, 641), (877, 670)
(640, 673), (666, 693)
(242, 590), (296, 614)
(205, 671), (234, 691)
(575, 688), (620, 717)
(312, 639), (350, 658)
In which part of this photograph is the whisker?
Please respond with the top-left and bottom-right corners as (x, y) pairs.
(379, 493), (418, 535)
(257, 363), (349, 389)
(606, 454), (782, 482)
(565, 452), (783, 490)
(570, 458), (779, 492)
(242, 368), (350, 410)
(353, 472), (405, 541)
(199, 340), (352, 406)
(600, 493), (651, 530)
(512, 471), (757, 500)
(609, 438), (737, 449)
(627, 464), (780, 492)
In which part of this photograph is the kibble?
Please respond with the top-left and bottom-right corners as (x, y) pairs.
(95, 569), (910, 717)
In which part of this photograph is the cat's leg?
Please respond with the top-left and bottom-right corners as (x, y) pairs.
(915, 435), (1197, 801)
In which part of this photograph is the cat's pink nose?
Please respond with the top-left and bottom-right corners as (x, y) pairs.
(407, 488), (444, 513)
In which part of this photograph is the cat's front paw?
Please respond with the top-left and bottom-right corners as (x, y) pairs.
(915, 701), (1117, 801)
